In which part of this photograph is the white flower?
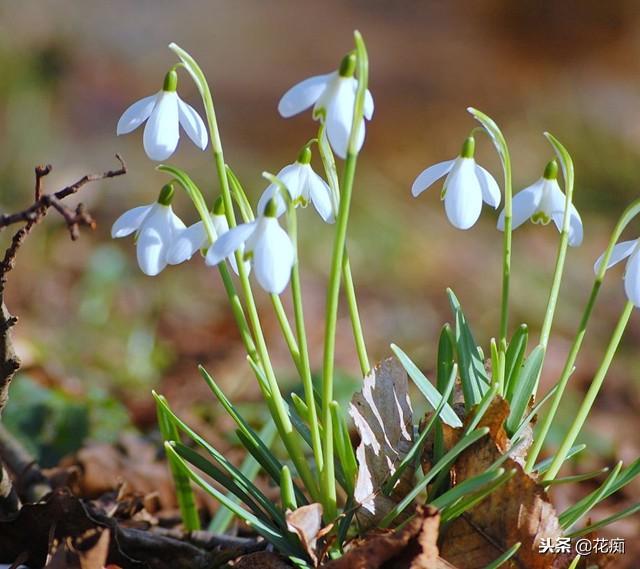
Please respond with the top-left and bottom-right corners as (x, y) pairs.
(257, 148), (335, 223)
(411, 136), (501, 230)
(116, 69), (208, 161)
(165, 201), (248, 275)
(278, 53), (374, 159)
(594, 239), (640, 306)
(497, 160), (583, 247)
(207, 202), (295, 294)
(111, 184), (185, 276)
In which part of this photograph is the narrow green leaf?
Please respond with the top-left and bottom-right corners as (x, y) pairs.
(164, 442), (297, 556)
(331, 401), (357, 496)
(504, 324), (528, 400)
(447, 289), (490, 409)
(505, 345), (545, 435)
(153, 393), (284, 526)
(391, 343), (462, 428)
(209, 421), (277, 533)
(483, 542), (522, 569)
(559, 461), (622, 529)
(380, 427), (490, 527)
(156, 396), (201, 531)
(511, 383), (558, 441)
(560, 458), (640, 528)
(567, 501), (640, 538)
(533, 443), (586, 474)
(429, 468), (504, 511)
(280, 465), (297, 511)
(435, 324), (455, 462)
(546, 467), (610, 486)
(441, 468), (515, 522)
(567, 555), (581, 569)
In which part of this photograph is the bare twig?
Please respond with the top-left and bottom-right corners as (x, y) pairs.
(0, 157), (126, 517)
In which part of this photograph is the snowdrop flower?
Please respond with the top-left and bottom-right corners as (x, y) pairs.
(111, 184), (186, 276)
(257, 147), (335, 223)
(116, 69), (208, 161)
(594, 239), (640, 306)
(497, 160), (583, 247)
(411, 136), (501, 230)
(207, 200), (295, 294)
(278, 53), (374, 159)
(166, 198), (248, 275)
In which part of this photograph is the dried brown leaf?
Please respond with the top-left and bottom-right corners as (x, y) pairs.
(349, 357), (414, 525)
(439, 397), (563, 569)
(323, 506), (452, 569)
(286, 503), (323, 565)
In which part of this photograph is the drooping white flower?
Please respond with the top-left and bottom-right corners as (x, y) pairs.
(497, 160), (583, 247)
(594, 239), (640, 306)
(411, 136), (501, 230)
(111, 184), (186, 276)
(165, 198), (248, 275)
(207, 200), (295, 294)
(257, 147), (336, 223)
(278, 53), (374, 159)
(117, 69), (208, 161)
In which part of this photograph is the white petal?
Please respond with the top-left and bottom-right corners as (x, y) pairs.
(116, 94), (157, 135)
(475, 165), (501, 208)
(624, 250), (640, 306)
(166, 220), (209, 265)
(411, 160), (455, 197)
(363, 89), (374, 120)
(177, 97), (208, 150)
(552, 203), (583, 247)
(443, 159), (482, 230)
(498, 181), (543, 231)
(594, 240), (638, 273)
(143, 91), (180, 161)
(135, 206), (174, 276)
(325, 78), (357, 159)
(253, 218), (295, 294)
(278, 73), (332, 118)
(206, 222), (256, 266)
(111, 204), (153, 238)
(307, 170), (335, 223)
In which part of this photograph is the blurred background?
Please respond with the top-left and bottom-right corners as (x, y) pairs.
(0, 0), (639, 556)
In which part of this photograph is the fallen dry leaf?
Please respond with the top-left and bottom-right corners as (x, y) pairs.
(438, 397), (566, 569)
(323, 506), (452, 569)
(286, 503), (323, 565)
(349, 357), (414, 525)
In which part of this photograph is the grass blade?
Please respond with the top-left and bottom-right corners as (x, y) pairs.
(504, 324), (528, 400)
(533, 444), (586, 474)
(567, 501), (640, 538)
(391, 343), (462, 428)
(483, 542), (522, 569)
(505, 345), (544, 435)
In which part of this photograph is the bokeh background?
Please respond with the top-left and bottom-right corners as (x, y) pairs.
(0, 0), (639, 559)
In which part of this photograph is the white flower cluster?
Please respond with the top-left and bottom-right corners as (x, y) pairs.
(112, 50), (373, 294)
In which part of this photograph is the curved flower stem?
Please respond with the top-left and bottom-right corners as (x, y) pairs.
(288, 206), (324, 473)
(270, 294), (303, 375)
(320, 31), (369, 521)
(542, 300), (633, 482)
(170, 43), (319, 500)
(525, 198), (640, 472)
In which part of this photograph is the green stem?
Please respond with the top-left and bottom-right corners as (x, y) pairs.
(499, 156), (512, 346)
(270, 294), (303, 375)
(320, 31), (369, 521)
(170, 43), (319, 500)
(289, 206), (324, 474)
(342, 254), (370, 376)
(525, 197), (640, 471)
(317, 120), (370, 378)
(542, 301), (633, 481)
